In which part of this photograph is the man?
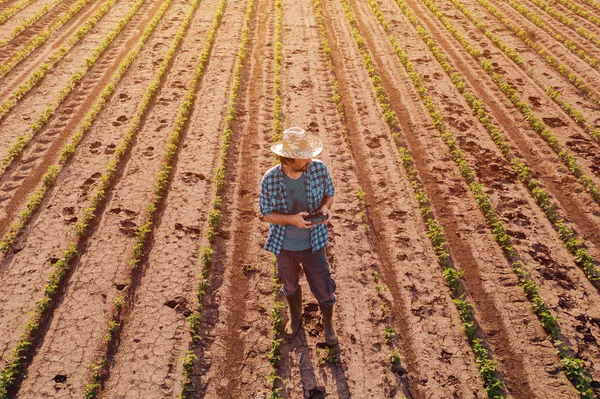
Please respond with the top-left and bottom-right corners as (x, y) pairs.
(259, 126), (337, 346)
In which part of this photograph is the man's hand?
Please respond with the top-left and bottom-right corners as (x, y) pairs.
(315, 206), (332, 224)
(293, 212), (313, 228)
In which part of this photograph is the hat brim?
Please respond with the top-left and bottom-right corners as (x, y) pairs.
(271, 135), (323, 159)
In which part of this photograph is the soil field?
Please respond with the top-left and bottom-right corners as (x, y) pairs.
(1, 0), (600, 396)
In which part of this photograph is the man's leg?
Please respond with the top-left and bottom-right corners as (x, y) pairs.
(301, 248), (338, 345)
(276, 249), (303, 338)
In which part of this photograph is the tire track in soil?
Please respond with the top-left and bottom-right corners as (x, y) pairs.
(10, 0), (225, 394)
(413, 0), (600, 258)
(0, 0), (102, 89)
(96, 0), (253, 396)
(0, 0), (59, 44)
(0, 0), (135, 159)
(314, 0), (504, 397)
(328, 0), (578, 396)
(367, 0), (600, 391)
(0, 0), (163, 242)
(0, 0), (176, 371)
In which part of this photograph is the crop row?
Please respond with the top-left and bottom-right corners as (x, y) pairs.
(370, 0), (595, 395)
(265, 0), (283, 398)
(527, 0), (600, 47)
(181, 0), (255, 396)
(83, 0), (218, 395)
(0, 0), (174, 395)
(0, 0), (171, 256)
(0, 0), (117, 120)
(502, 0), (600, 70)
(0, 0), (92, 77)
(314, 0), (419, 383)
(0, 0), (61, 46)
(331, 0), (506, 395)
(0, 0), (146, 179)
(0, 0), (33, 25)
(428, 0), (600, 206)
(414, 0), (600, 290)
(552, 0), (600, 30)
(453, 0), (600, 143)
(578, 0), (600, 11)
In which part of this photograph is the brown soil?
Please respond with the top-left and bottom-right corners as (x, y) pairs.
(1, 0), (600, 396)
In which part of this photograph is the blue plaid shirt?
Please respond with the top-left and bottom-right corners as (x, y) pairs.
(259, 160), (335, 255)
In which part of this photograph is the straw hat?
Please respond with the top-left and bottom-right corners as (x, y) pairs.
(271, 127), (323, 159)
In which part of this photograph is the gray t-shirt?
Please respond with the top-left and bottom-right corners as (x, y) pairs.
(281, 172), (311, 251)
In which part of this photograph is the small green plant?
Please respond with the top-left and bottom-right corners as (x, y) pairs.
(316, 346), (339, 366)
(384, 327), (395, 344)
(389, 349), (401, 365)
(242, 261), (256, 272)
(354, 186), (366, 201)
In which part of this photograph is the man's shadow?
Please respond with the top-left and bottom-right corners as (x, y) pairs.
(277, 302), (351, 398)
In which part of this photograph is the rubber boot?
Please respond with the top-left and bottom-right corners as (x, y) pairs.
(284, 285), (302, 338)
(319, 303), (338, 346)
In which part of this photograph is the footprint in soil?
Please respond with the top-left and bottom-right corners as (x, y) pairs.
(307, 121), (319, 132)
(89, 141), (102, 154)
(174, 222), (200, 239)
(164, 296), (191, 316)
(302, 303), (322, 338)
(119, 93), (129, 101)
(527, 96), (542, 108)
(181, 171), (205, 184)
(63, 206), (77, 224)
(112, 115), (128, 127)
(446, 116), (472, 132)
(105, 143), (116, 154)
(119, 219), (138, 237)
(80, 172), (102, 191)
(156, 119), (169, 132)
(142, 146), (154, 156)
(542, 117), (568, 128)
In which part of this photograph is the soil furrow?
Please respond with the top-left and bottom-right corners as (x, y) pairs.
(482, 0), (600, 91)
(0, 0), (37, 26)
(440, 0), (600, 139)
(327, 0), (582, 396)
(0, 0), (163, 242)
(412, 0), (600, 198)
(367, 0), (600, 392)
(416, 0), (600, 254)
(9, 0), (226, 394)
(188, 0), (276, 396)
(0, 0), (59, 45)
(272, 0), (477, 397)
(0, 0), (133, 153)
(318, 0), (520, 397)
(538, 0), (600, 38)
(0, 0), (175, 369)
(0, 0), (101, 83)
(520, 0), (600, 56)
(95, 0), (254, 396)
